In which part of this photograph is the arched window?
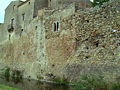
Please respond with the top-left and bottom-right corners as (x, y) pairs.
(53, 21), (60, 32)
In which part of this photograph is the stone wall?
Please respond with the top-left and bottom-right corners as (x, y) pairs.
(0, 17), (47, 80)
(33, 0), (48, 17)
(43, 0), (120, 81)
(0, 24), (5, 42)
(0, 0), (120, 82)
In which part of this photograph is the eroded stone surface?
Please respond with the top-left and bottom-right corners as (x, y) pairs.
(0, 0), (120, 81)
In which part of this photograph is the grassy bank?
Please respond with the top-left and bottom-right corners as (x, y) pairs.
(0, 84), (19, 90)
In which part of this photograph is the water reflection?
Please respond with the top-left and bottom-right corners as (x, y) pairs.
(0, 78), (70, 90)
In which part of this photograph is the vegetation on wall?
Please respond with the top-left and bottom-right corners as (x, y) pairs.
(91, 0), (110, 7)
(52, 76), (69, 85)
(72, 74), (120, 90)
(4, 67), (10, 81)
(11, 69), (23, 83)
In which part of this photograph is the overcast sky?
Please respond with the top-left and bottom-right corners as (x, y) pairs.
(0, 0), (13, 23)
(0, 0), (93, 23)
(0, 0), (26, 23)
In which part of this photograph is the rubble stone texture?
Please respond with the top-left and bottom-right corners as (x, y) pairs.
(0, 0), (120, 82)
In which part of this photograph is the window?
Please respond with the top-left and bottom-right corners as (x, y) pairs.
(9, 34), (11, 40)
(56, 22), (59, 30)
(11, 18), (14, 26)
(54, 23), (57, 32)
(20, 29), (24, 37)
(28, 2), (30, 5)
(21, 29), (24, 32)
(13, 5), (15, 10)
(22, 13), (25, 21)
(35, 26), (38, 30)
(53, 21), (60, 32)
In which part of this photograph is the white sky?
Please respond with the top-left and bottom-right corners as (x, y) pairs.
(0, 0), (26, 23)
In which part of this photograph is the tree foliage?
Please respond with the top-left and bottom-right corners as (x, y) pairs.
(91, 0), (110, 7)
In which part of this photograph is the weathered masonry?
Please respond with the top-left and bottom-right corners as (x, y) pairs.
(0, 0), (120, 82)
(1, 0), (91, 42)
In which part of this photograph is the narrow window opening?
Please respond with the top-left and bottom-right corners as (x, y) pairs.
(21, 29), (24, 32)
(11, 18), (14, 26)
(8, 18), (14, 33)
(22, 13), (25, 21)
(13, 5), (15, 10)
(54, 23), (57, 32)
(104, 16), (107, 18)
(85, 46), (89, 49)
(29, 2), (30, 4)
(52, 64), (55, 67)
(53, 21), (60, 32)
(35, 26), (38, 30)
(20, 29), (24, 36)
(94, 40), (99, 47)
(86, 20), (89, 23)
(23, 52), (25, 55)
(9, 34), (11, 40)
(56, 22), (59, 31)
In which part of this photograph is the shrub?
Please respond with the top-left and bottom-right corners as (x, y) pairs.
(91, 0), (110, 7)
(11, 69), (23, 83)
(4, 67), (10, 81)
(52, 76), (69, 85)
(72, 74), (107, 90)
(109, 82), (120, 90)
(37, 75), (44, 80)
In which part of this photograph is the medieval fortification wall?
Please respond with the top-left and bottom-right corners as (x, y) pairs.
(0, 0), (120, 82)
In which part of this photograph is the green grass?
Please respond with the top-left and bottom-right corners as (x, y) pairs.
(0, 84), (19, 90)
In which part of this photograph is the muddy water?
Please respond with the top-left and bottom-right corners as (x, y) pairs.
(0, 79), (70, 90)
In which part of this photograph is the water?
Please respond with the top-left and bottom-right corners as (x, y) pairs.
(0, 78), (70, 90)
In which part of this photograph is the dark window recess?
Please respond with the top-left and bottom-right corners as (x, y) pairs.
(13, 5), (15, 10)
(35, 26), (38, 30)
(104, 16), (107, 18)
(54, 23), (57, 32)
(11, 18), (14, 26)
(85, 46), (89, 49)
(86, 20), (89, 23)
(53, 22), (60, 32)
(29, 2), (30, 4)
(22, 13), (25, 21)
(23, 52), (25, 55)
(9, 34), (11, 40)
(21, 29), (24, 32)
(94, 40), (99, 47)
(52, 64), (55, 67)
(20, 29), (24, 36)
(85, 56), (89, 59)
(8, 18), (14, 33)
(57, 22), (59, 30)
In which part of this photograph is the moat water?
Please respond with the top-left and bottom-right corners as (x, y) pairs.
(0, 78), (70, 90)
